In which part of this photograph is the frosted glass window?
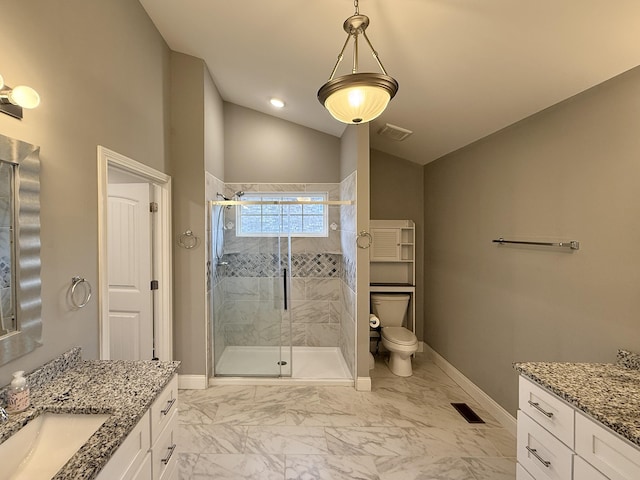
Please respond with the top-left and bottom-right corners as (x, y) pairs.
(237, 192), (328, 237)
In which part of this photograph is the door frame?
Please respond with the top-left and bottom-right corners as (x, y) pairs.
(97, 146), (173, 360)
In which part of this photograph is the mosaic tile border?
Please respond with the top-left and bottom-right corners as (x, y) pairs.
(223, 253), (342, 278)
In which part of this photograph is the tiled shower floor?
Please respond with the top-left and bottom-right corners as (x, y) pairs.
(178, 352), (516, 479)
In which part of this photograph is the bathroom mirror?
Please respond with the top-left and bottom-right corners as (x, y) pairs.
(0, 133), (42, 366)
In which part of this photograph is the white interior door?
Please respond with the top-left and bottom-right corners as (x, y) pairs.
(107, 183), (153, 360)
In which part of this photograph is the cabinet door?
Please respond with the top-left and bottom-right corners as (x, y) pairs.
(95, 411), (151, 480)
(131, 453), (152, 480)
(573, 456), (609, 480)
(575, 411), (640, 480)
(370, 228), (400, 261)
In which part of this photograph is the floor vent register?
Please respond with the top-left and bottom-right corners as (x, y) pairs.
(451, 403), (485, 424)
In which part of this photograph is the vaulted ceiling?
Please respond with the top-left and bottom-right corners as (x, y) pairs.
(139, 0), (640, 165)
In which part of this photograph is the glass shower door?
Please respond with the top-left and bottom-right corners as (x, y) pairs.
(210, 200), (292, 377)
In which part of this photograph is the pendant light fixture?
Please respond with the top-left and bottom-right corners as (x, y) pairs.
(317, 0), (398, 124)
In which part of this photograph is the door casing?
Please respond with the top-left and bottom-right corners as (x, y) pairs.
(97, 146), (173, 360)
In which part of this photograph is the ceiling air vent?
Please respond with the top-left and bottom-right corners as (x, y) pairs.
(377, 123), (413, 142)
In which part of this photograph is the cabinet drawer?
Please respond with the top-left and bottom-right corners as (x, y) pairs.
(150, 374), (178, 444)
(516, 463), (536, 480)
(519, 377), (574, 448)
(575, 411), (640, 480)
(151, 407), (178, 480)
(517, 411), (573, 480)
(573, 456), (608, 480)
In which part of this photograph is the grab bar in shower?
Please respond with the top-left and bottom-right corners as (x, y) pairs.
(492, 237), (580, 250)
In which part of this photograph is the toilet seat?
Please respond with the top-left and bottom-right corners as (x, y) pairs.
(382, 327), (417, 346)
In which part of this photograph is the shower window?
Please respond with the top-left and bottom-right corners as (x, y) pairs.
(236, 192), (328, 237)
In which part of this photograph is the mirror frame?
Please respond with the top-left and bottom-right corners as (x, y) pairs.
(0, 133), (41, 366)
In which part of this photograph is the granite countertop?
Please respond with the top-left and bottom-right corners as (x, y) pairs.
(514, 349), (640, 448)
(0, 348), (180, 480)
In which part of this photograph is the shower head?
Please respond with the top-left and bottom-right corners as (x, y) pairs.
(234, 191), (245, 198)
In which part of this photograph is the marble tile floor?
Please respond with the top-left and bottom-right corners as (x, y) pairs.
(178, 352), (516, 479)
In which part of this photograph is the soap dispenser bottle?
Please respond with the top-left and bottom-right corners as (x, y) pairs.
(7, 370), (30, 413)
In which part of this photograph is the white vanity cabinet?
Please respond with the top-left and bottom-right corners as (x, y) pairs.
(96, 374), (179, 480)
(517, 376), (640, 480)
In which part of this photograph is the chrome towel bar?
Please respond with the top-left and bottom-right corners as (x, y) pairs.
(492, 237), (580, 250)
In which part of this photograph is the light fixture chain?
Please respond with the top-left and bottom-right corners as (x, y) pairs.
(354, 0), (359, 14)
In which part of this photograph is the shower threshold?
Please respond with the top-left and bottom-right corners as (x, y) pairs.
(212, 346), (353, 386)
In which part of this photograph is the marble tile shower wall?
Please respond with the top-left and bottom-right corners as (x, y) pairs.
(339, 172), (357, 377)
(216, 183), (348, 351)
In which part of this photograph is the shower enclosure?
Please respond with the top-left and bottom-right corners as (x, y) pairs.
(208, 187), (356, 382)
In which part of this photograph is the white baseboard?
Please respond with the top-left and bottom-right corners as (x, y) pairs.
(418, 341), (425, 353)
(423, 344), (516, 437)
(178, 374), (208, 390)
(356, 376), (372, 391)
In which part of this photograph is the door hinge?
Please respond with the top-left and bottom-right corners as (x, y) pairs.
(150, 202), (158, 213)
(151, 280), (159, 290)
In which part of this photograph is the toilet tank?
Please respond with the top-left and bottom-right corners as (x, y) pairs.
(371, 294), (410, 327)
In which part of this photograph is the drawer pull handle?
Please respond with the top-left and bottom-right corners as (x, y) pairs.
(161, 398), (176, 415)
(161, 443), (176, 465)
(528, 400), (554, 418)
(526, 446), (551, 468)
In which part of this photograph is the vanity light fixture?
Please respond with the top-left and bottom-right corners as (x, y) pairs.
(0, 74), (41, 120)
(317, 0), (398, 124)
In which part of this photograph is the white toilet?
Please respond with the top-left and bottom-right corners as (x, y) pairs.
(371, 293), (418, 377)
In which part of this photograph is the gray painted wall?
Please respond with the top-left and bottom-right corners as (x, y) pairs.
(424, 65), (640, 415)
(169, 53), (211, 376)
(204, 67), (225, 180)
(342, 125), (372, 380)
(0, 0), (170, 386)
(224, 103), (340, 183)
(370, 149), (425, 342)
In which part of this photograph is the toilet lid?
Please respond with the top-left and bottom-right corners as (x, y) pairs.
(382, 327), (417, 346)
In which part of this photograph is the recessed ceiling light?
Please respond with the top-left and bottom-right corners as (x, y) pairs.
(270, 98), (285, 108)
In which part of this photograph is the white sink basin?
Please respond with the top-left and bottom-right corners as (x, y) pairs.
(0, 412), (110, 480)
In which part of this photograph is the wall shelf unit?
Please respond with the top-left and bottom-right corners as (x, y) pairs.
(370, 220), (415, 286)
(369, 219), (416, 335)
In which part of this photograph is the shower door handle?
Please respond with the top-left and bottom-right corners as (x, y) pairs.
(283, 269), (288, 310)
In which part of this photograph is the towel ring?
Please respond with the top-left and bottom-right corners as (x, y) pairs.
(178, 230), (200, 249)
(356, 230), (373, 249)
(70, 276), (92, 309)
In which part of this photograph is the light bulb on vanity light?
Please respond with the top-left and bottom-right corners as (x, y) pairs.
(0, 74), (40, 119)
(9, 85), (40, 109)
